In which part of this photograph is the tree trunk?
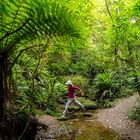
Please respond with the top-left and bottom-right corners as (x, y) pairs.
(134, 75), (140, 96)
(0, 52), (8, 122)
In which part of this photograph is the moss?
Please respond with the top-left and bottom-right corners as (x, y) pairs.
(68, 97), (97, 111)
(77, 97), (96, 108)
(35, 109), (44, 116)
(68, 106), (79, 111)
(59, 118), (121, 140)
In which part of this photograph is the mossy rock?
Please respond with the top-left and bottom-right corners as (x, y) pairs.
(57, 114), (77, 121)
(83, 112), (93, 117)
(68, 106), (80, 111)
(57, 117), (69, 121)
(77, 97), (97, 109)
(68, 97), (97, 111)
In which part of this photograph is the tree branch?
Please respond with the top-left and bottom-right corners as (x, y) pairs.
(0, 18), (30, 42)
(105, 0), (112, 19)
(9, 43), (45, 72)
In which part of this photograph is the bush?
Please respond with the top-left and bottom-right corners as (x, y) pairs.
(93, 70), (136, 100)
(94, 72), (115, 90)
(96, 99), (115, 108)
(129, 99), (140, 123)
(93, 72), (119, 99)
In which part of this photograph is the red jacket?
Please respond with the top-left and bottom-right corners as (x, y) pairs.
(68, 85), (80, 98)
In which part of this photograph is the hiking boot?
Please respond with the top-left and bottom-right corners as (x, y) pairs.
(61, 115), (66, 118)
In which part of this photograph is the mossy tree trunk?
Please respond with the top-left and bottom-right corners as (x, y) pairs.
(0, 51), (9, 122)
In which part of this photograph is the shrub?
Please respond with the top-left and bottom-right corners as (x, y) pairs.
(129, 99), (140, 123)
(93, 70), (135, 100)
(93, 72), (118, 99)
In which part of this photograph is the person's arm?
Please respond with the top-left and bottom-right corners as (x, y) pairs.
(73, 86), (84, 97)
(80, 89), (84, 97)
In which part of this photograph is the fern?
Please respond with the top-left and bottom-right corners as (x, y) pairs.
(0, 0), (86, 122)
(0, 0), (82, 52)
(94, 72), (115, 89)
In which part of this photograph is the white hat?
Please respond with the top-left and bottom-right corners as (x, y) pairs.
(65, 80), (73, 85)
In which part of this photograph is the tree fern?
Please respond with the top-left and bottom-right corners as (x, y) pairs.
(0, 0), (83, 52)
(0, 0), (86, 122)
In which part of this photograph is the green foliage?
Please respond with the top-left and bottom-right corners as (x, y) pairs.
(94, 72), (115, 90)
(113, 69), (136, 97)
(0, 0), (93, 119)
(14, 65), (66, 112)
(77, 97), (96, 109)
(96, 99), (115, 108)
(45, 41), (71, 76)
(1, 0), (83, 48)
(1, 0), (140, 122)
(67, 97), (97, 111)
(63, 75), (89, 94)
(93, 72), (117, 99)
(93, 69), (135, 100)
(129, 98), (140, 123)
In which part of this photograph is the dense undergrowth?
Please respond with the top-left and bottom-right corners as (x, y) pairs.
(1, 0), (140, 139)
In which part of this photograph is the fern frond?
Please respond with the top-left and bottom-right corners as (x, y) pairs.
(1, 0), (83, 52)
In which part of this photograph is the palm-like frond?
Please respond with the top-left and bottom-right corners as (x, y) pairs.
(0, 0), (82, 52)
(94, 72), (115, 89)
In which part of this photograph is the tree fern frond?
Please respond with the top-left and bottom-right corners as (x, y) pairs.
(1, 0), (84, 52)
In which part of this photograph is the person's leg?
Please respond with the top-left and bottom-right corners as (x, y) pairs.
(74, 99), (85, 110)
(62, 98), (74, 117)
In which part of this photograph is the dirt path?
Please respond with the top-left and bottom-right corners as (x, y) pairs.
(96, 93), (140, 140)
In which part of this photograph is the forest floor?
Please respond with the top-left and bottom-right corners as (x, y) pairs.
(96, 93), (140, 140)
(35, 93), (140, 139)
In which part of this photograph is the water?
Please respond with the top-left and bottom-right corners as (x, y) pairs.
(57, 111), (121, 140)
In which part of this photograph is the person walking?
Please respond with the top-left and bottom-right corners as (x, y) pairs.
(61, 80), (85, 118)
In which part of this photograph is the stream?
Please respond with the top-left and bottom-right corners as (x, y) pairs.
(57, 111), (121, 140)
(36, 111), (125, 140)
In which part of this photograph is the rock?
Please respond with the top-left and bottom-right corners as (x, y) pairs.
(31, 117), (48, 129)
(57, 117), (69, 121)
(76, 97), (97, 110)
(83, 113), (93, 117)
